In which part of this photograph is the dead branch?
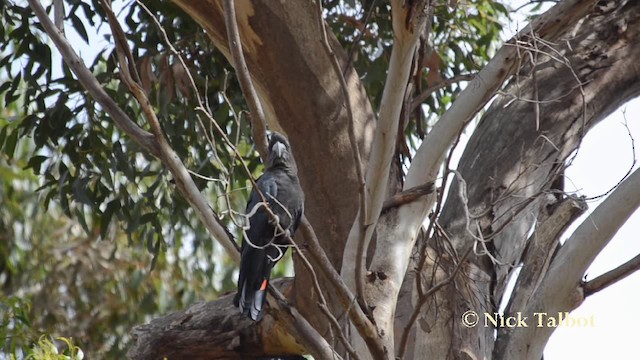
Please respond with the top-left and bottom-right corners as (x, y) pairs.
(222, 0), (269, 161)
(381, 182), (435, 212)
(503, 196), (586, 315)
(128, 279), (308, 359)
(583, 253), (640, 297)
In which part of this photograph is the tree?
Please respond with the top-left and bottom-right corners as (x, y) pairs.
(1, 0), (639, 359)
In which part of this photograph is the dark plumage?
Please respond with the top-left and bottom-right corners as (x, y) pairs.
(234, 133), (304, 321)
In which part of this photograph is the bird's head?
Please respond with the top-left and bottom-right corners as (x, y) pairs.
(267, 132), (295, 171)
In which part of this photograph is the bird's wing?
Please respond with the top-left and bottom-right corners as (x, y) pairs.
(245, 173), (278, 246)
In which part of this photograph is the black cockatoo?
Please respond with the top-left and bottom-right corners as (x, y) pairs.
(234, 133), (304, 321)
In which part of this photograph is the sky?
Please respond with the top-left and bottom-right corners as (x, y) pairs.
(543, 100), (640, 359)
(51, 1), (640, 358)
(505, 1), (640, 358)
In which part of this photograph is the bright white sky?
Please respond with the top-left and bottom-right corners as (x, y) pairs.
(53, 1), (639, 358)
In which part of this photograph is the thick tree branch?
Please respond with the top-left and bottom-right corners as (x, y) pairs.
(341, 1), (433, 356)
(341, 0), (429, 306)
(128, 280), (303, 359)
(222, 0), (268, 161)
(504, 195), (587, 316)
(406, 0), (599, 190)
(396, 246), (472, 359)
(498, 166), (640, 359)
(375, 0), (599, 316)
(583, 253), (640, 297)
(366, 0), (601, 357)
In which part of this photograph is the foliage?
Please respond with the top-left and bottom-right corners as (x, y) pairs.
(327, 0), (508, 138)
(0, 0), (509, 357)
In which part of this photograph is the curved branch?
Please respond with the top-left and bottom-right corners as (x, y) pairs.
(499, 166), (640, 359)
(222, 0), (269, 161)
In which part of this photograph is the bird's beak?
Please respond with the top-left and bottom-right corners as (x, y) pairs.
(273, 141), (286, 158)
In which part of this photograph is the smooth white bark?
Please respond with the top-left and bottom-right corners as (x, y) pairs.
(500, 167), (640, 359)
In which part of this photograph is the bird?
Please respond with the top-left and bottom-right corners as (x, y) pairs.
(234, 132), (304, 321)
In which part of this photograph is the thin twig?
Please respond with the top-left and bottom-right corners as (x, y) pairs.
(584, 116), (636, 201)
(104, 0), (246, 258)
(319, 302), (361, 360)
(269, 215), (357, 359)
(267, 286), (343, 360)
(315, 0), (370, 316)
(397, 245), (472, 359)
(26, 0), (158, 156)
(135, 0), (263, 198)
(223, 0), (269, 162)
(410, 73), (476, 111)
(381, 182), (435, 212)
(344, 0), (378, 75)
(299, 218), (387, 360)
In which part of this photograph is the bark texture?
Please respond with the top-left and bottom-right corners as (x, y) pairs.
(129, 0), (640, 358)
(172, 0), (375, 268)
(170, 0), (378, 348)
(127, 280), (302, 359)
(403, 1), (640, 359)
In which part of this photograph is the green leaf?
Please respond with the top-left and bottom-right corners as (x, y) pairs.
(25, 155), (48, 173)
(70, 13), (89, 43)
(4, 128), (19, 158)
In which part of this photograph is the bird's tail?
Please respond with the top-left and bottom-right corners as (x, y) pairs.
(235, 276), (270, 321)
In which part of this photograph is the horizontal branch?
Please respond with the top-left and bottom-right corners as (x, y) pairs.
(128, 280), (305, 359)
(583, 252), (640, 297)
